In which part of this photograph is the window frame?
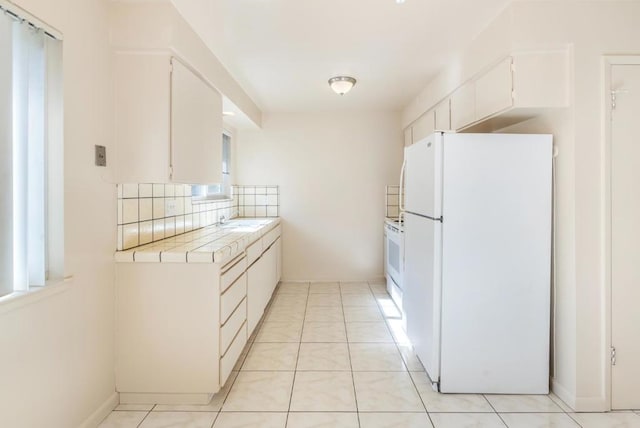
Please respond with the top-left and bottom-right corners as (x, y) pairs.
(192, 130), (233, 202)
(0, 1), (65, 302)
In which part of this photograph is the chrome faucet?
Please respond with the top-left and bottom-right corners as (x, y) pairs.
(219, 215), (226, 224)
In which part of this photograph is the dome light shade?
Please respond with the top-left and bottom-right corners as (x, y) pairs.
(329, 76), (356, 95)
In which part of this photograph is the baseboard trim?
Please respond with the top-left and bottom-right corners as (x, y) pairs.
(77, 392), (118, 428)
(551, 378), (608, 412)
(279, 277), (386, 284)
(119, 392), (212, 405)
(574, 395), (608, 412)
(550, 378), (575, 410)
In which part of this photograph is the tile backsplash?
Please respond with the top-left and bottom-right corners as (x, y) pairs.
(385, 185), (401, 218)
(235, 185), (280, 218)
(116, 183), (280, 251)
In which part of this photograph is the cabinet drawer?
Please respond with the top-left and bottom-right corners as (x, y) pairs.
(220, 322), (247, 387)
(221, 298), (247, 354)
(262, 225), (282, 249)
(221, 256), (246, 293)
(246, 239), (263, 265)
(221, 273), (247, 324)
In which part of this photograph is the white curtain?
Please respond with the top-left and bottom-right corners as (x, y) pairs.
(0, 13), (13, 297)
(11, 17), (47, 291)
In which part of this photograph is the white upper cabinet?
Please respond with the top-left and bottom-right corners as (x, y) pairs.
(450, 81), (476, 131)
(412, 110), (436, 144)
(448, 50), (569, 132)
(171, 59), (222, 184)
(114, 52), (223, 184)
(434, 99), (451, 131)
(475, 57), (513, 121)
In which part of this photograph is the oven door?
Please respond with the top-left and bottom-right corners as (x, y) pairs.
(385, 224), (404, 293)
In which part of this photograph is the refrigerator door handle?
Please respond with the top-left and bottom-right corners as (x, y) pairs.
(398, 159), (407, 223)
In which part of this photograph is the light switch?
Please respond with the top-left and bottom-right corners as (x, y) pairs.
(95, 145), (106, 167)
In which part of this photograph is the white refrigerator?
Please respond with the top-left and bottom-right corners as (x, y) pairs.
(402, 132), (552, 394)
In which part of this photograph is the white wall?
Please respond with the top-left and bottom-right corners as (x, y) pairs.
(0, 0), (117, 427)
(402, 0), (640, 411)
(236, 112), (403, 281)
(109, 0), (262, 128)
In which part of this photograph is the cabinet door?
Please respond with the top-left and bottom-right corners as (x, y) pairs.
(275, 237), (282, 284)
(247, 255), (269, 335)
(171, 58), (223, 184)
(114, 53), (171, 183)
(412, 110), (435, 144)
(434, 99), (451, 131)
(450, 81), (475, 131)
(404, 127), (413, 147)
(475, 57), (513, 121)
(264, 242), (278, 299)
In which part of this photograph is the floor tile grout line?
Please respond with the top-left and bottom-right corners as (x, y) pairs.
(566, 412), (586, 428)
(341, 280), (362, 428)
(209, 409), (218, 428)
(483, 395), (510, 428)
(371, 280), (436, 428)
(135, 407), (154, 428)
(218, 280), (281, 415)
(284, 282), (310, 427)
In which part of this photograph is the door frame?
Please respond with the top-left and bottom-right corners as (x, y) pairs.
(602, 55), (640, 410)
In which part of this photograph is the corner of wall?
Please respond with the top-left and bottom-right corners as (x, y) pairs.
(76, 392), (118, 428)
(551, 377), (577, 411)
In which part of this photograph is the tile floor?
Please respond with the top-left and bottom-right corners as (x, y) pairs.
(100, 281), (640, 428)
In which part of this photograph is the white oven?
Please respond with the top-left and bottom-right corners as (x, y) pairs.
(384, 219), (404, 310)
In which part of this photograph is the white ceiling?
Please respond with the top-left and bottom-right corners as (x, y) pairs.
(173, 0), (512, 113)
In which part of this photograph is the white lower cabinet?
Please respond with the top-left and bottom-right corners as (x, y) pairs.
(247, 237), (281, 336)
(115, 227), (281, 405)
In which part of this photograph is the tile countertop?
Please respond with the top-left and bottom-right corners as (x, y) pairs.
(114, 218), (280, 264)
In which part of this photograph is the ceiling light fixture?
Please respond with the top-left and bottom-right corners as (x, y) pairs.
(328, 76), (356, 95)
(396, 0), (406, 3)
(222, 111), (235, 116)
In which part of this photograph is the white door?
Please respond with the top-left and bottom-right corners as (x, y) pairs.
(402, 212), (442, 384)
(404, 133), (442, 218)
(611, 64), (640, 409)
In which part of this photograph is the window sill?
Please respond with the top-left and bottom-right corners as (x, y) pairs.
(192, 196), (234, 204)
(0, 276), (73, 316)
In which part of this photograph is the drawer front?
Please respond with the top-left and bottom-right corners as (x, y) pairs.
(221, 298), (247, 354)
(220, 322), (247, 387)
(246, 239), (263, 265)
(221, 256), (247, 293)
(262, 225), (282, 249)
(221, 273), (247, 324)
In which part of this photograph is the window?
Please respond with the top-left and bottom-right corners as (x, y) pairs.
(0, 6), (63, 298)
(192, 132), (232, 199)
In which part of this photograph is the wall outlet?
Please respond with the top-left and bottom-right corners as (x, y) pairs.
(165, 199), (177, 217)
(95, 145), (106, 167)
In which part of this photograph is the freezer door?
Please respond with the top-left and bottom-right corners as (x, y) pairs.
(402, 212), (442, 384)
(404, 132), (443, 218)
